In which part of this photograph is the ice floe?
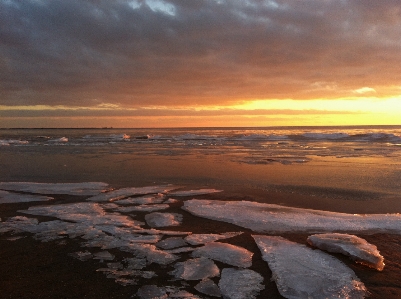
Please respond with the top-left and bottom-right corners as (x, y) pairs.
(184, 232), (243, 245)
(192, 242), (253, 268)
(0, 190), (53, 204)
(167, 189), (222, 197)
(170, 257), (220, 280)
(136, 285), (168, 299)
(145, 212), (183, 228)
(183, 199), (401, 234)
(253, 235), (368, 299)
(218, 268), (264, 299)
(307, 233), (385, 271)
(156, 237), (188, 249)
(0, 182), (108, 196)
(20, 202), (140, 227)
(87, 185), (177, 202)
(113, 204), (170, 213)
(194, 278), (222, 297)
(113, 194), (165, 205)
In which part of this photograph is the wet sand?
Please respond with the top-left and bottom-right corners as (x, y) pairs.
(1, 191), (401, 299)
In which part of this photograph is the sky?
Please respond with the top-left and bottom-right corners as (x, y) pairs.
(1, 0), (401, 128)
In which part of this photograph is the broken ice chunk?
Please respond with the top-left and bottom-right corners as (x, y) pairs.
(87, 185), (176, 202)
(122, 243), (179, 265)
(20, 202), (141, 228)
(307, 233), (385, 271)
(218, 268), (264, 299)
(194, 278), (222, 297)
(253, 235), (368, 299)
(192, 242), (253, 268)
(0, 182), (108, 195)
(68, 251), (93, 261)
(0, 190), (53, 204)
(113, 204), (170, 213)
(156, 237), (188, 249)
(169, 257), (220, 280)
(136, 285), (168, 299)
(93, 251), (115, 261)
(114, 194), (165, 205)
(185, 232), (243, 245)
(168, 290), (201, 298)
(145, 212), (183, 228)
(167, 189), (222, 196)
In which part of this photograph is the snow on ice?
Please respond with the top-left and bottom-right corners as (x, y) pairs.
(253, 235), (368, 299)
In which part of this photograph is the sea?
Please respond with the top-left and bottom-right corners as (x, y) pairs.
(1, 126), (401, 298)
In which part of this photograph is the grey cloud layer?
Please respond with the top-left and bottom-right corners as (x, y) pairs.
(1, 0), (400, 107)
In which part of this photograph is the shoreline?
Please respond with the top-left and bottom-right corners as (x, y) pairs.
(1, 190), (401, 298)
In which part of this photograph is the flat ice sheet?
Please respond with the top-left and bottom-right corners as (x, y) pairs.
(87, 185), (176, 202)
(19, 202), (141, 228)
(0, 182), (108, 196)
(307, 233), (385, 271)
(183, 199), (401, 234)
(192, 242), (253, 268)
(0, 190), (53, 204)
(253, 235), (367, 299)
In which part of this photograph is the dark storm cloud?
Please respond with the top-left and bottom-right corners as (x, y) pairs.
(1, 0), (400, 107)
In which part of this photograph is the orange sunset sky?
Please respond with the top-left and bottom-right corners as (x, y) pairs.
(1, 0), (400, 128)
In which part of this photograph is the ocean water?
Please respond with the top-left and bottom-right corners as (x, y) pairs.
(1, 126), (401, 298)
(1, 126), (401, 212)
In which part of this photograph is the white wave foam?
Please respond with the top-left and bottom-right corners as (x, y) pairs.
(183, 199), (401, 234)
(303, 132), (349, 139)
(0, 139), (29, 146)
(253, 235), (367, 299)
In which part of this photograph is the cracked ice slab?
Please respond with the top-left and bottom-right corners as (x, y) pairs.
(19, 202), (141, 227)
(0, 182), (108, 196)
(169, 257), (220, 280)
(86, 185), (177, 202)
(0, 190), (53, 204)
(218, 268), (264, 299)
(253, 235), (368, 299)
(183, 199), (401, 234)
(192, 242), (253, 268)
(185, 232), (243, 245)
(145, 212), (183, 228)
(307, 233), (385, 271)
